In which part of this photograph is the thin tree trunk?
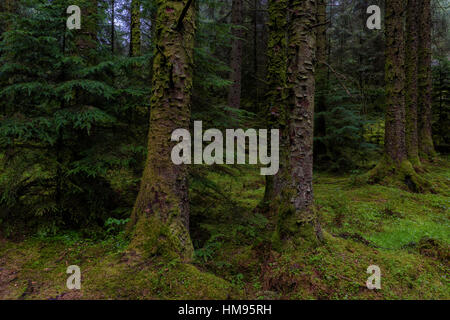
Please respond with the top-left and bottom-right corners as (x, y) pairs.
(418, 0), (436, 159)
(130, 0), (141, 57)
(128, 0), (196, 261)
(405, 0), (420, 167)
(227, 0), (243, 109)
(253, 0), (259, 109)
(272, 0), (322, 246)
(111, 0), (115, 54)
(73, 0), (98, 62)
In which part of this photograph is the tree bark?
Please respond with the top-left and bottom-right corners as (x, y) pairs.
(227, 0), (243, 109)
(263, 0), (288, 209)
(384, 0), (407, 165)
(128, 0), (196, 261)
(361, 0), (430, 193)
(272, 0), (322, 247)
(418, 0), (436, 159)
(405, 0), (420, 167)
(130, 0), (142, 57)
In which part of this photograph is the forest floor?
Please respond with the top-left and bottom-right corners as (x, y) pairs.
(0, 158), (449, 300)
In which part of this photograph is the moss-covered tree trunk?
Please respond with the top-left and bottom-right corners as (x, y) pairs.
(128, 0), (196, 261)
(384, 0), (406, 166)
(272, 0), (322, 247)
(263, 0), (288, 210)
(363, 0), (429, 193)
(405, 0), (420, 167)
(129, 0), (141, 57)
(418, 0), (436, 160)
(314, 0), (328, 159)
(227, 0), (243, 109)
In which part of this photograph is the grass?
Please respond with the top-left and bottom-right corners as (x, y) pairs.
(0, 158), (449, 300)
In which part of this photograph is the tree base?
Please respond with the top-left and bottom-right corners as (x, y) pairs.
(271, 196), (323, 251)
(128, 215), (194, 262)
(357, 157), (432, 193)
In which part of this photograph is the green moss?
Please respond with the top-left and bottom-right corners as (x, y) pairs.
(1, 159), (449, 300)
(129, 215), (194, 261)
(357, 156), (432, 193)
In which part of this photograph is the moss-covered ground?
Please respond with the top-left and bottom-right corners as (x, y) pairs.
(0, 158), (448, 300)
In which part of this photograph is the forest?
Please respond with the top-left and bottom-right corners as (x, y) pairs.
(0, 0), (448, 301)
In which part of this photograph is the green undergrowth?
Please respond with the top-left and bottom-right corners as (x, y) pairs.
(0, 160), (448, 300)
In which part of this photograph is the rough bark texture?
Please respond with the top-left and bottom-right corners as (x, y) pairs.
(418, 0), (436, 159)
(130, 0), (142, 57)
(361, 0), (430, 193)
(227, 0), (243, 109)
(129, 0), (196, 261)
(263, 0), (288, 208)
(405, 0), (420, 167)
(272, 0), (321, 247)
(384, 0), (407, 165)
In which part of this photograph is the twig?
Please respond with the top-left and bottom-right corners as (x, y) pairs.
(322, 62), (353, 97)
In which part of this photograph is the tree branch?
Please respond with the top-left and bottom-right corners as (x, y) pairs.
(174, 0), (194, 31)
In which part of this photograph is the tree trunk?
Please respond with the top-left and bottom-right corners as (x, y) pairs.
(227, 0), (243, 109)
(111, 0), (115, 54)
(128, 0), (196, 261)
(272, 0), (322, 247)
(263, 0), (288, 210)
(405, 0), (420, 167)
(385, 0), (407, 165)
(129, 0), (141, 57)
(73, 0), (98, 62)
(418, 0), (436, 159)
(362, 0), (430, 193)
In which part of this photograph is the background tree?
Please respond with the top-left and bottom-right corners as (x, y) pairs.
(227, 0), (244, 109)
(363, 0), (428, 192)
(418, 0), (437, 159)
(130, 0), (142, 57)
(405, 0), (420, 167)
